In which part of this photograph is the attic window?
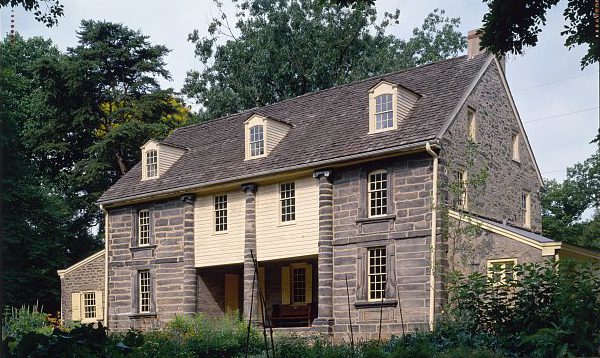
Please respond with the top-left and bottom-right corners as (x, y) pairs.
(249, 125), (265, 157)
(375, 94), (394, 130)
(368, 81), (419, 134)
(146, 150), (158, 178)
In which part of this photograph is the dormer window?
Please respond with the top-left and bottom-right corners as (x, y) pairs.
(368, 81), (419, 134)
(140, 140), (186, 181)
(249, 125), (265, 157)
(145, 150), (158, 178)
(244, 114), (291, 160)
(375, 94), (394, 130)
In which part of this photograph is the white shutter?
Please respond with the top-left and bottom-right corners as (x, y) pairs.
(95, 291), (104, 321)
(71, 293), (81, 321)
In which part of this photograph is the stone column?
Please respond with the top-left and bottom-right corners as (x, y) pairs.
(180, 194), (197, 316)
(312, 170), (335, 334)
(241, 183), (259, 320)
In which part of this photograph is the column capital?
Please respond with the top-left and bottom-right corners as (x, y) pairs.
(313, 169), (332, 179)
(241, 183), (258, 193)
(180, 193), (196, 204)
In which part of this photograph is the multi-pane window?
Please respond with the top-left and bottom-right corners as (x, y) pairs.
(488, 259), (517, 284)
(368, 247), (387, 301)
(214, 195), (228, 232)
(292, 267), (307, 303)
(375, 94), (394, 130)
(249, 125), (265, 157)
(138, 210), (150, 246)
(455, 171), (467, 208)
(368, 170), (388, 217)
(139, 271), (151, 313)
(146, 149), (158, 178)
(520, 192), (530, 227)
(280, 182), (296, 222)
(512, 133), (520, 161)
(83, 292), (96, 319)
(468, 108), (477, 141)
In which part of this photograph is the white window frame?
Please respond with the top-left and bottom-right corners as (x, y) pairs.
(214, 195), (228, 233)
(374, 94), (394, 130)
(468, 107), (477, 142)
(139, 270), (151, 314)
(512, 133), (520, 162)
(368, 170), (388, 217)
(521, 191), (531, 228)
(138, 209), (150, 246)
(368, 82), (398, 134)
(280, 182), (296, 223)
(82, 291), (97, 320)
(249, 125), (265, 157)
(487, 258), (517, 284)
(367, 247), (387, 301)
(145, 149), (158, 178)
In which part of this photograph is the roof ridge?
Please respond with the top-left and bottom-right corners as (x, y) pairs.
(171, 54), (470, 135)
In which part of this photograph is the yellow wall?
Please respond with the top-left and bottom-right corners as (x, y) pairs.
(194, 190), (246, 267)
(255, 176), (319, 261)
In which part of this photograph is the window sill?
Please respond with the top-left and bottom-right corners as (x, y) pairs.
(278, 221), (296, 227)
(512, 158), (521, 164)
(213, 230), (229, 235)
(129, 244), (157, 252)
(354, 299), (398, 309)
(129, 312), (157, 319)
(356, 215), (396, 225)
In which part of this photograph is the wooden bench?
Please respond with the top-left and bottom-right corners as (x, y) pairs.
(271, 304), (311, 327)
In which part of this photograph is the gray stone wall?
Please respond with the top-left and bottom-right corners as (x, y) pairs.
(331, 154), (437, 340)
(107, 196), (196, 331)
(447, 218), (548, 275)
(441, 61), (543, 232)
(60, 252), (105, 324)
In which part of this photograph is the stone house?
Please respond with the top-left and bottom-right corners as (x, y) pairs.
(58, 31), (600, 339)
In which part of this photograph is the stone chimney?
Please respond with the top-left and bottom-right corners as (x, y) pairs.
(467, 28), (506, 73)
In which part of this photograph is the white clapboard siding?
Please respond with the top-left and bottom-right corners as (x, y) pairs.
(255, 176), (319, 261)
(195, 190), (245, 267)
(158, 144), (186, 176)
(397, 88), (420, 122)
(266, 119), (291, 154)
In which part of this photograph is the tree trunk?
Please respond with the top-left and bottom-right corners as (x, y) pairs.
(115, 151), (128, 176)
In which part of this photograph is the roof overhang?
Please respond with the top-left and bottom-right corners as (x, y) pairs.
(448, 210), (600, 261)
(98, 139), (440, 207)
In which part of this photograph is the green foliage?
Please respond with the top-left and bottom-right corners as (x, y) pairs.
(0, 0), (64, 27)
(1, 305), (53, 343)
(0, 34), (98, 312)
(445, 260), (600, 357)
(480, 0), (598, 68)
(184, 0), (466, 119)
(542, 148), (600, 250)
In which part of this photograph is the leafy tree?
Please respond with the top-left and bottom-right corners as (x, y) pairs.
(184, 0), (466, 119)
(0, 0), (63, 27)
(0, 34), (95, 312)
(26, 20), (191, 228)
(480, 0), (598, 68)
(541, 148), (600, 249)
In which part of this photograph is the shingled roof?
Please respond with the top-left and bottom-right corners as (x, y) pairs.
(98, 54), (491, 205)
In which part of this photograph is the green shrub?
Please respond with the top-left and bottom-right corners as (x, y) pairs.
(2, 304), (53, 342)
(445, 259), (600, 357)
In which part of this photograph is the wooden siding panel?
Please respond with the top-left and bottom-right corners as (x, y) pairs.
(397, 88), (419, 122)
(266, 119), (290, 154)
(255, 176), (319, 261)
(158, 144), (185, 176)
(194, 190), (245, 267)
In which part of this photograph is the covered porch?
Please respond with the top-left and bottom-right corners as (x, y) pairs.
(196, 255), (318, 328)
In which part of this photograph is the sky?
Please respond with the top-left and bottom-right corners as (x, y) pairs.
(1, 0), (598, 183)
